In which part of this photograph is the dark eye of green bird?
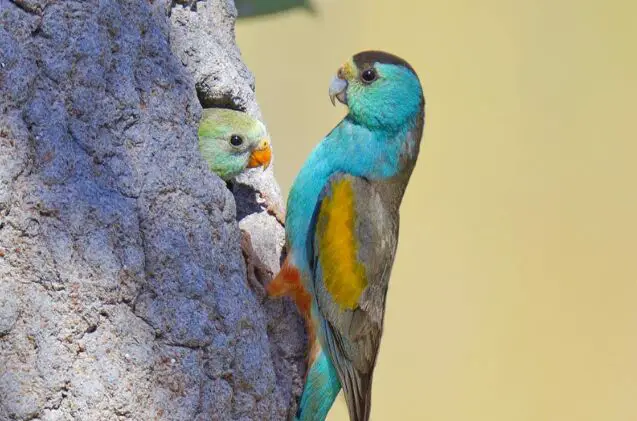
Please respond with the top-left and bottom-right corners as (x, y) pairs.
(230, 135), (243, 146)
(361, 68), (377, 83)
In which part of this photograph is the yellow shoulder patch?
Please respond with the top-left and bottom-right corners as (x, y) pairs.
(317, 178), (367, 310)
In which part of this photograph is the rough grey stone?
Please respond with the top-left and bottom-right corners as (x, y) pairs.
(0, 0), (304, 420)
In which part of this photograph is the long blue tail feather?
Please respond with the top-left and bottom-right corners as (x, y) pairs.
(295, 347), (341, 421)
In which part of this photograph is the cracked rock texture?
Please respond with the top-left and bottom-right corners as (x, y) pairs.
(0, 1), (305, 420)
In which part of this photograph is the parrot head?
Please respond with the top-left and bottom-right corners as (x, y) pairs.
(329, 50), (423, 130)
(198, 108), (272, 181)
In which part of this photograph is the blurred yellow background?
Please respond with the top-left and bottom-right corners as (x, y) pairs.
(237, 0), (637, 419)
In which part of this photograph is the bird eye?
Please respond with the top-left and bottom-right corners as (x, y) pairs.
(230, 135), (243, 146)
(361, 68), (377, 83)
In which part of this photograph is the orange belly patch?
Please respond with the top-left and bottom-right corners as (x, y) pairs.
(267, 257), (315, 344)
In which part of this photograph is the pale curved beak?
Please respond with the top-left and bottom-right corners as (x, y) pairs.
(329, 76), (348, 106)
(247, 138), (272, 170)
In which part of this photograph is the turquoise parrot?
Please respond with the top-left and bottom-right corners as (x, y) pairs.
(198, 108), (272, 181)
(267, 51), (425, 421)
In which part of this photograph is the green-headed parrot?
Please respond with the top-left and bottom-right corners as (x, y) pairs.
(198, 108), (272, 181)
(267, 51), (425, 421)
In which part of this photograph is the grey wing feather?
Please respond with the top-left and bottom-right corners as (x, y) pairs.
(322, 316), (373, 421)
(310, 173), (400, 421)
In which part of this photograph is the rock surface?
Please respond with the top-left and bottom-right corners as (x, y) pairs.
(0, 0), (304, 420)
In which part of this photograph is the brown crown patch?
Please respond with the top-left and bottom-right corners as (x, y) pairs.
(352, 50), (416, 75)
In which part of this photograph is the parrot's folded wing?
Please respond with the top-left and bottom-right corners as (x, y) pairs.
(322, 315), (373, 421)
(308, 172), (400, 421)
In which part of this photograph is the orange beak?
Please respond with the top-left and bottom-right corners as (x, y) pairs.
(247, 138), (272, 170)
